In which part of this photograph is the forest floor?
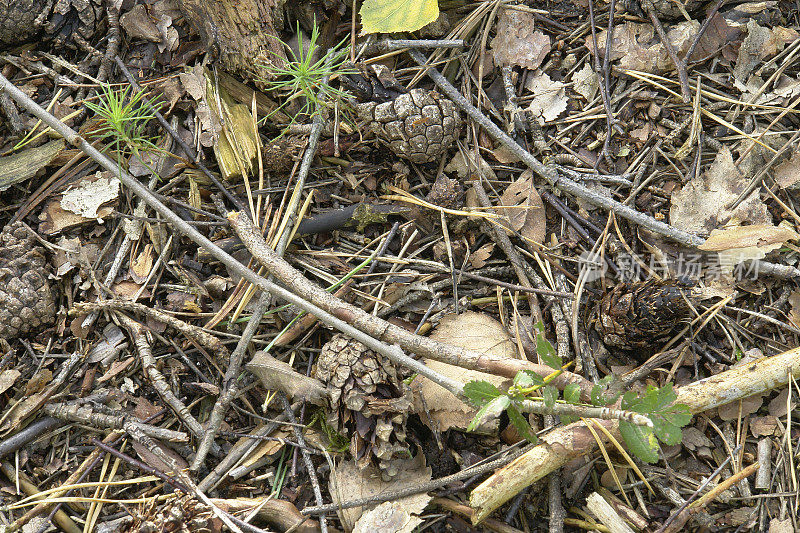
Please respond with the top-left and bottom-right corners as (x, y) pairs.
(0, 0), (799, 531)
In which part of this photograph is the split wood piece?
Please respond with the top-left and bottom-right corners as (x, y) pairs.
(228, 210), (593, 397)
(73, 300), (229, 359)
(469, 345), (800, 523)
(586, 492), (635, 533)
(175, 0), (286, 89)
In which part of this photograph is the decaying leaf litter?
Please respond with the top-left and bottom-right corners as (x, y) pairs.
(0, 0), (798, 531)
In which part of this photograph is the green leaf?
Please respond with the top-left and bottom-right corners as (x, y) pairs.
(507, 405), (538, 443)
(467, 394), (510, 432)
(360, 0), (439, 34)
(619, 421), (660, 463)
(543, 385), (558, 409)
(463, 380), (504, 407)
(563, 383), (581, 405)
(513, 371), (534, 389)
(537, 337), (561, 370)
(591, 376), (619, 406)
(521, 370), (545, 386)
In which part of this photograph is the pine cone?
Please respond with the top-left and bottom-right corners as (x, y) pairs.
(0, 0), (40, 44)
(0, 222), (56, 340)
(594, 278), (696, 351)
(357, 88), (460, 164)
(124, 495), (219, 533)
(0, 0), (103, 47)
(313, 334), (412, 479)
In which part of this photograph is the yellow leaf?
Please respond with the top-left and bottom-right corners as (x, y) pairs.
(359, 0), (439, 34)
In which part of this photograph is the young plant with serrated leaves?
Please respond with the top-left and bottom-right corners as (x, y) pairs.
(84, 83), (163, 163)
(618, 383), (692, 463)
(463, 322), (566, 444)
(258, 22), (354, 131)
(462, 322), (693, 464)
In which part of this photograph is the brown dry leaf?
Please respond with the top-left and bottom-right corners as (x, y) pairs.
(97, 357), (135, 383)
(571, 63), (598, 101)
(681, 426), (712, 450)
(112, 281), (146, 300)
(774, 151), (800, 189)
(491, 8), (550, 70)
(0, 369), (20, 395)
(698, 224), (798, 270)
(444, 151), (496, 181)
(25, 369), (52, 396)
(749, 415), (778, 437)
(120, 4), (163, 42)
(669, 147), (770, 234)
(525, 72), (568, 124)
(587, 21), (698, 74)
(130, 244), (154, 284)
(329, 454), (431, 532)
(470, 243), (495, 269)
(769, 518), (794, 533)
(499, 170), (546, 244)
(688, 13), (740, 62)
(768, 387), (794, 417)
(718, 395), (763, 421)
(39, 200), (114, 235)
(733, 21), (777, 82)
(411, 311), (516, 432)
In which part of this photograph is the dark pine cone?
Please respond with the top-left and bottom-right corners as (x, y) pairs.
(594, 278), (696, 351)
(0, 0), (103, 48)
(0, 222), (56, 340)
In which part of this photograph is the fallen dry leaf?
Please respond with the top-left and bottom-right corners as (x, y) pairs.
(499, 170), (546, 244)
(571, 63), (599, 102)
(491, 8), (550, 70)
(718, 394), (763, 421)
(767, 387), (794, 417)
(411, 311), (517, 432)
(587, 21), (698, 74)
(329, 454), (431, 532)
(120, 4), (163, 43)
(60, 172), (120, 220)
(698, 224), (798, 271)
(733, 20), (777, 82)
(470, 242), (495, 269)
(774, 151), (800, 189)
(749, 415), (778, 437)
(669, 147), (770, 234)
(525, 72), (568, 124)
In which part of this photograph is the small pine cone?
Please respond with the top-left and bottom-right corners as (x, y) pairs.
(313, 334), (412, 479)
(0, 0), (41, 45)
(0, 222), (56, 340)
(594, 278), (696, 351)
(46, 0), (104, 48)
(357, 88), (459, 164)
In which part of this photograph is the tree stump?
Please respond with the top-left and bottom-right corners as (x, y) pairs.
(177, 0), (287, 87)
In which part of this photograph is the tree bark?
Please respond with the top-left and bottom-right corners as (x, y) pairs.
(177, 0), (287, 87)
